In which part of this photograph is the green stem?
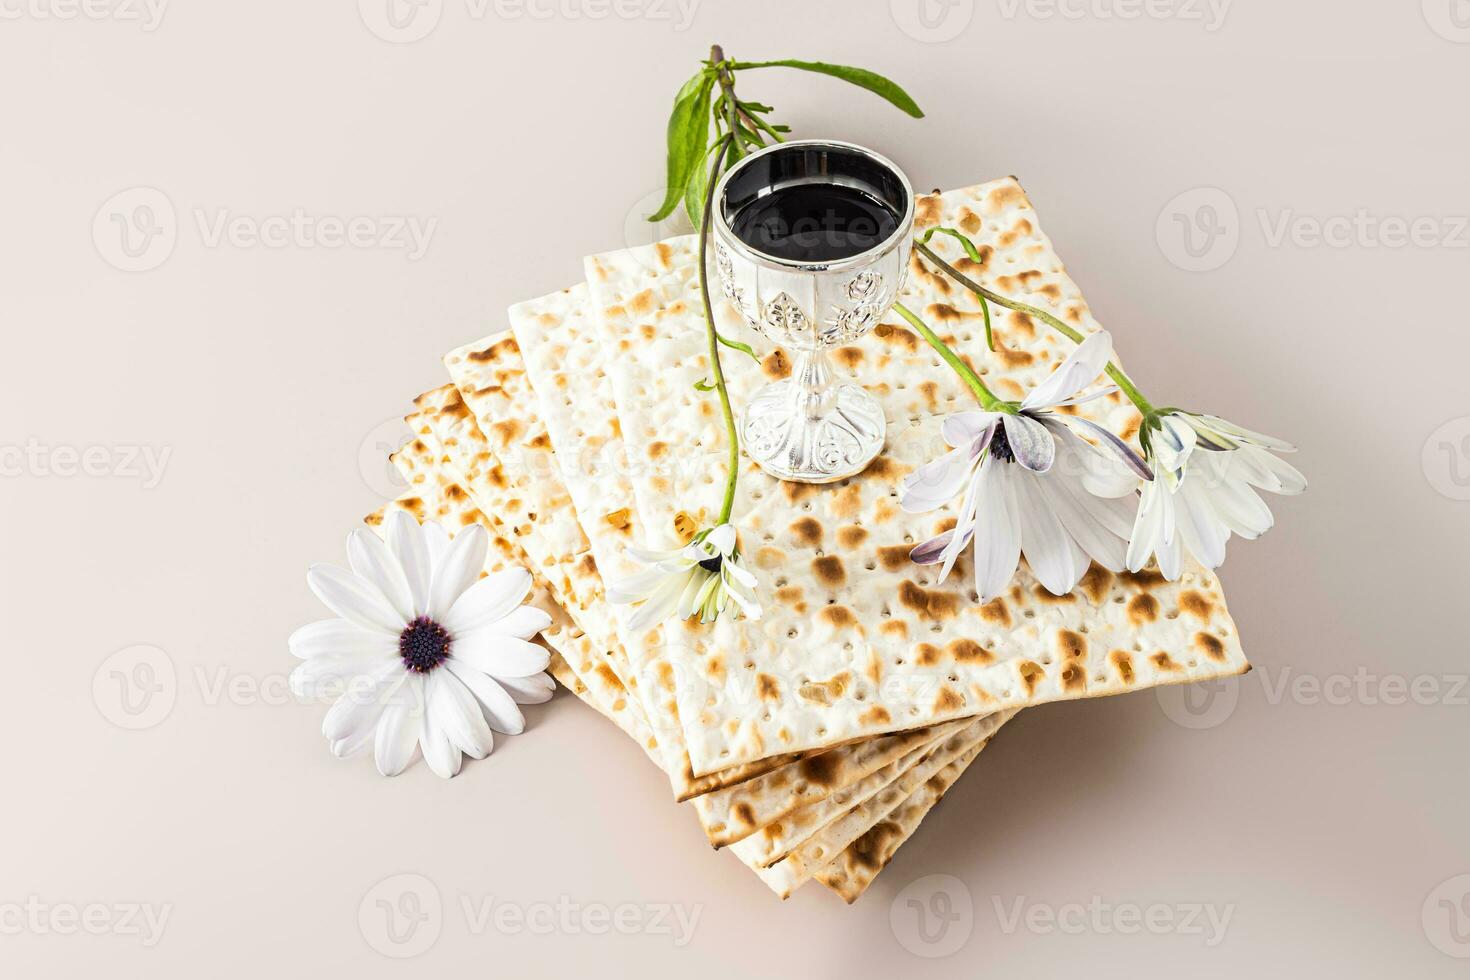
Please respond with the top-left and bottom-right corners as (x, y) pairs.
(914, 240), (1157, 417)
(892, 302), (1004, 412)
(698, 134), (740, 525)
(710, 46), (744, 163)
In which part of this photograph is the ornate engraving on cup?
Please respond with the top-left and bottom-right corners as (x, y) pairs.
(711, 140), (915, 483)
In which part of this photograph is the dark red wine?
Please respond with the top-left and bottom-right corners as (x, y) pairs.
(730, 182), (899, 262)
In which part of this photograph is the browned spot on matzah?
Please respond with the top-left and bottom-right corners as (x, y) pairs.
(756, 673), (781, 701)
(914, 643), (941, 667)
(1057, 630), (1087, 660)
(656, 661), (675, 692)
(1061, 663), (1086, 692)
(490, 418), (524, 445)
(733, 802), (756, 828)
(1194, 632), (1227, 662)
(871, 322), (920, 352)
(672, 511), (697, 542)
(933, 686), (964, 712)
(1127, 594), (1160, 625)
(706, 655), (725, 685)
(958, 209), (981, 234)
(879, 619), (908, 640)
(861, 705), (891, 726)
(604, 507), (632, 532)
(1033, 586), (1076, 604)
(754, 546), (785, 568)
(798, 672), (849, 705)
(762, 348), (792, 379)
(799, 753), (839, 787)
(1120, 568), (1166, 590)
(948, 638), (994, 664)
(1017, 659), (1044, 696)
(790, 516), (822, 548)
(834, 346), (864, 369)
(997, 347), (1034, 368)
(818, 605), (858, 630)
(1079, 564), (1113, 603)
(781, 480), (820, 504)
(914, 194), (942, 227)
(829, 484), (863, 520)
(898, 581), (959, 621)
(987, 182), (1027, 211)
(813, 555), (846, 588)
(863, 455), (905, 481)
(647, 441), (668, 459)
(877, 545), (911, 571)
(1151, 652), (1181, 671)
(1179, 590), (1214, 620)
(837, 525), (869, 550)
(979, 597), (1012, 626)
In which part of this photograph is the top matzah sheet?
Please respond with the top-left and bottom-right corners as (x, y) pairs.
(584, 177), (1250, 775)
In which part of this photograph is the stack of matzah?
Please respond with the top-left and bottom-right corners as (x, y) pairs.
(366, 177), (1250, 903)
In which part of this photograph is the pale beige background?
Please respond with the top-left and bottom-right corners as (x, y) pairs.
(2, 1), (1467, 976)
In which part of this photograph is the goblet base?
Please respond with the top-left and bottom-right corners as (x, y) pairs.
(740, 379), (886, 484)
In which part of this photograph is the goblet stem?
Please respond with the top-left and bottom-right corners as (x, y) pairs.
(790, 348), (836, 422)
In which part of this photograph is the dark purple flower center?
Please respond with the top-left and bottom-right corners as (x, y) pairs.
(399, 616), (451, 673)
(988, 423), (1015, 464)
(697, 555), (724, 575)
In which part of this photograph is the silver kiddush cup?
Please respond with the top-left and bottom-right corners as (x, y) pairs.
(712, 139), (915, 484)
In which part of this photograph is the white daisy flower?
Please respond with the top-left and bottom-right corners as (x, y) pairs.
(901, 330), (1152, 601)
(608, 523), (762, 632)
(289, 511), (554, 778)
(1127, 410), (1305, 580)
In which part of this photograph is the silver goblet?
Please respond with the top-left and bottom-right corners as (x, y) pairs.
(712, 139), (914, 484)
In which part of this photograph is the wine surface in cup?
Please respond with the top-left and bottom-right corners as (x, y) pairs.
(729, 182), (899, 263)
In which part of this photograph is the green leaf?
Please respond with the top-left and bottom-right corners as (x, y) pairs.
(650, 70), (715, 223)
(683, 139), (720, 228)
(730, 60), (924, 118)
(693, 378), (715, 391)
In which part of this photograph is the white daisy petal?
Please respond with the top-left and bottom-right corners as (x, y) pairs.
(1233, 445), (1307, 495)
(288, 619), (397, 660)
(1126, 480), (1165, 573)
(1175, 476), (1229, 569)
(452, 632), (552, 678)
(1003, 413), (1056, 473)
(705, 524), (737, 554)
(435, 669), (495, 759)
(606, 566), (671, 604)
(625, 571), (690, 633)
(374, 676), (423, 776)
(475, 605), (553, 641)
(385, 510), (432, 618)
(1020, 329), (1113, 410)
(347, 527), (415, 623)
(941, 411), (1001, 448)
(937, 461), (983, 584)
(330, 723), (377, 759)
(290, 654), (385, 701)
(321, 663), (401, 741)
(428, 524), (489, 621)
(447, 660), (526, 735)
(1015, 470), (1087, 596)
(307, 563), (405, 634)
(902, 421), (992, 513)
(973, 463), (1022, 601)
(497, 671), (556, 705)
(421, 522), (452, 573)
(419, 693), (463, 779)
(1194, 414), (1297, 452)
(1038, 465), (1128, 571)
(443, 567), (533, 635)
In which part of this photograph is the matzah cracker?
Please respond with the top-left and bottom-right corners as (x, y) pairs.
(816, 742), (984, 904)
(583, 178), (1250, 775)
